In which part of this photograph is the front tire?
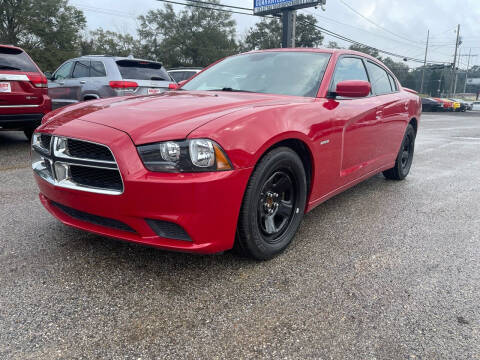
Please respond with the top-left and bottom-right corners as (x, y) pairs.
(383, 124), (416, 180)
(235, 147), (307, 260)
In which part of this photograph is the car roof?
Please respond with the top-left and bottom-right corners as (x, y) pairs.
(75, 55), (163, 65)
(168, 68), (202, 71)
(0, 44), (25, 52)
(244, 48), (380, 61)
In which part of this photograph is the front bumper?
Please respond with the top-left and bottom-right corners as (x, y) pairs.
(0, 113), (44, 129)
(34, 121), (252, 254)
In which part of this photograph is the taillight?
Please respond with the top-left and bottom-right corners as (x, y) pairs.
(27, 74), (48, 88)
(168, 83), (178, 90)
(109, 81), (138, 89)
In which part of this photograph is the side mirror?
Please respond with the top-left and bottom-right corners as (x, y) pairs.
(334, 80), (371, 98)
(44, 71), (53, 80)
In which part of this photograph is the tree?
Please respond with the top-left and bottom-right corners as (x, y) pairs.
(81, 29), (137, 57)
(243, 14), (323, 50)
(327, 41), (342, 49)
(348, 44), (379, 59)
(0, 0), (86, 70)
(136, 1), (238, 67)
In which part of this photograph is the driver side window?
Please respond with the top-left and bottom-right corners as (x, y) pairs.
(330, 57), (369, 93)
(53, 62), (73, 81)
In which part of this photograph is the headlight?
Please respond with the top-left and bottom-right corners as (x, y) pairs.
(137, 139), (232, 172)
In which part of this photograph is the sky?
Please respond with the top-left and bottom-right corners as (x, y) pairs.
(69, 0), (480, 69)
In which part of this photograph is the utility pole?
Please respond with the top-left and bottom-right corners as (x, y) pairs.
(420, 29), (429, 94)
(282, 10), (296, 48)
(450, 24), (461, 96)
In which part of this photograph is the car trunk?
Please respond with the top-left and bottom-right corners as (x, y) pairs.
(0, 47), (47, 109)
(115, 59), (172, 96)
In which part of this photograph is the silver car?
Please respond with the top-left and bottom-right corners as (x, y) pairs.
(47, 55), (174, 109)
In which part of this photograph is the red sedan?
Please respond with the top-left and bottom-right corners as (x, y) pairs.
(32, 49), (421, 259)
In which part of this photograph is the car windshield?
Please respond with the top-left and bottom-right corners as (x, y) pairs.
(182, 51), (331, 97)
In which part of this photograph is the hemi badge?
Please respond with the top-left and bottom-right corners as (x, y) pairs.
(320, 139), (330, 145)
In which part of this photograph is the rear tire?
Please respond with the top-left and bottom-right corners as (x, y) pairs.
(234, 147), (307, 260)
(383, 124), (416, 180)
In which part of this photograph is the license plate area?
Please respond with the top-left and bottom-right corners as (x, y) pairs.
(148, 88), (162, 95)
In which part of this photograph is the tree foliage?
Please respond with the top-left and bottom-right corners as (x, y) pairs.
(0, 0), (86, 70)
(348, 44), (379, 59)
(136, 1), (238, 67)
(81, 29), (136, 57)
(243, 14), (323, 50)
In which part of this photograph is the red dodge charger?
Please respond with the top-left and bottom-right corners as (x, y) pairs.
(32, 49), (421, 259)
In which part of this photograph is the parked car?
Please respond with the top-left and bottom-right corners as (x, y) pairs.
(168, 67), (202, 83)
(32, 49), (421, 260)
(0, 44), (51, 139)
(433, 98), (453, 111)
(450, 98), (468, 112)
(472, 101), (480, 110)
(46, 55), (175, 109)
(421, 97), (443, 112)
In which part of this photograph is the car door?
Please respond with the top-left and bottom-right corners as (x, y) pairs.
(365, 61), (406, 162)
(48, 61), (78, 109)
(328, 56), (384, 183)
(70, 60), (91, 101)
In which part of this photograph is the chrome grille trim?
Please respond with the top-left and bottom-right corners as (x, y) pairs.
(32, 134), (124, 195)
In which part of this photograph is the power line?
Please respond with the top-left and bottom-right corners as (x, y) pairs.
(155, 0), (256, 16)
(338, 0), (425, 45)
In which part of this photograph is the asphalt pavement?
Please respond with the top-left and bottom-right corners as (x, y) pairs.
(1, 112), (479, 359)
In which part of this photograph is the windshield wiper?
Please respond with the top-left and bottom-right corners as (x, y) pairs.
(150, 76), (168, 81)
(0, 65), (21, 70)
(209, 87), (256, 93)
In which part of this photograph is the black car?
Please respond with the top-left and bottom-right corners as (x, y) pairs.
(422, 97), (443, 112)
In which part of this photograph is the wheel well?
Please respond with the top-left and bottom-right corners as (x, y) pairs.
(409, 118), (418, 134)
(267, 139), (313, 197)
(84, 95), (99, 101)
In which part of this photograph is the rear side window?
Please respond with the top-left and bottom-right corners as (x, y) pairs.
(0, 47), (37, 72)
(116, 60), (170, 81)
(366, 61), (392, 95)
(331, 57), (369, 91)
(91, 61), (106, 77)
(72, 60), (90, 78)
(388, 73), (398, 91)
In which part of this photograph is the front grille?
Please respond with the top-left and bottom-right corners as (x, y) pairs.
(67, 139), (114, 162)
(146, 219), (192, 241)
(32, 135), (123, 195)
(52, 201), (135, 233)
(40, 134), (52, 150)
(70, 165), (123, 191)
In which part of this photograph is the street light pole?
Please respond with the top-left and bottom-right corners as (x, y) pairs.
(464, 48), (472, 94)
(420, 29), (429, 94)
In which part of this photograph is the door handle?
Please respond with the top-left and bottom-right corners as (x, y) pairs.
(80, 80), (86, 84)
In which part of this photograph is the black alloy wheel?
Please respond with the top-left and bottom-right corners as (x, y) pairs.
(383, 123), (416, 180)
(235, 147), (307, 260)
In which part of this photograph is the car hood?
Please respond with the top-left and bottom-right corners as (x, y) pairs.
(42, 91), (296, 144)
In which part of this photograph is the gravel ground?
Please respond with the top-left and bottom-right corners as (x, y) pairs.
(0, 112), (479, 359)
